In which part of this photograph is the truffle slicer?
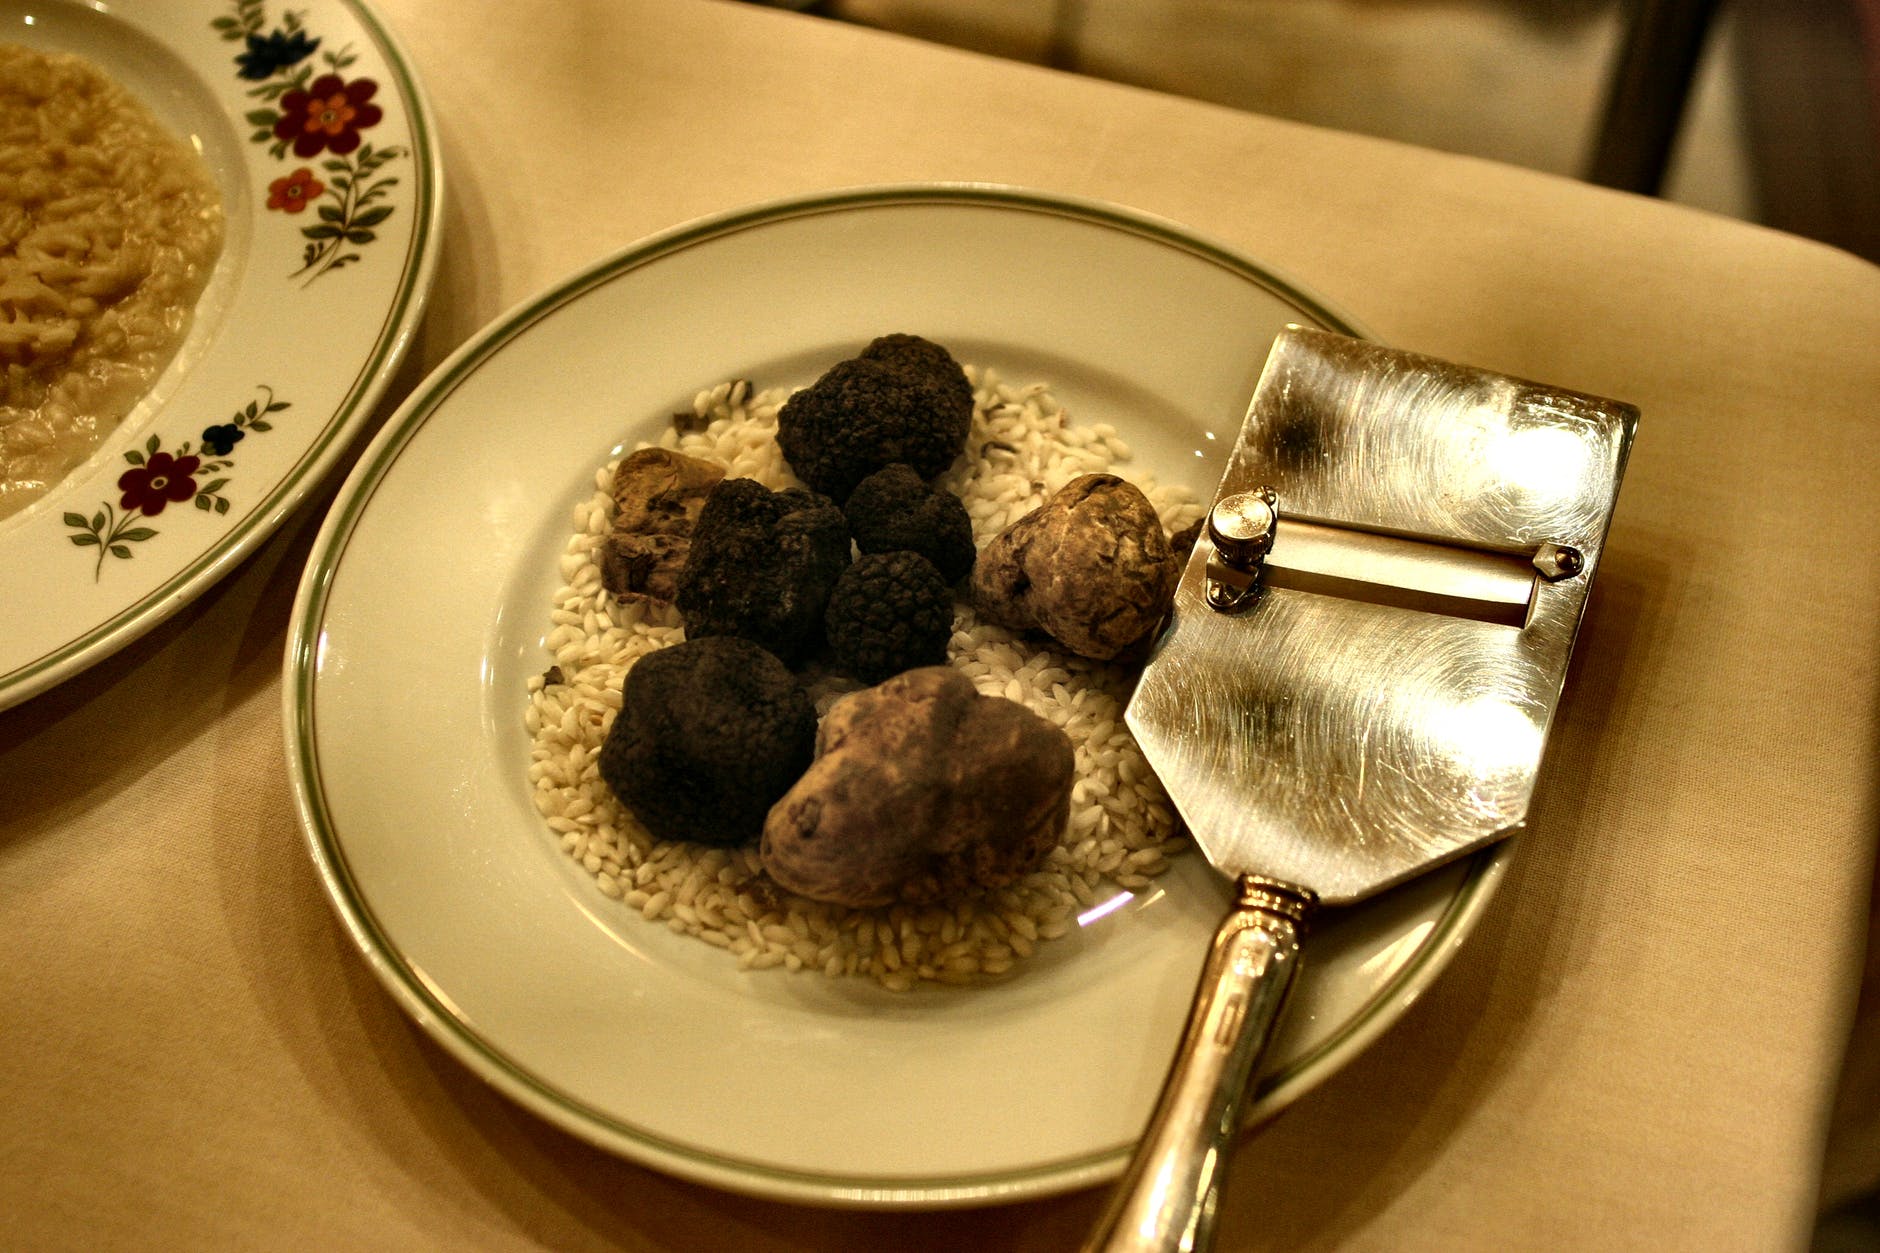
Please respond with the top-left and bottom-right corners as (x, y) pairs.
(1088, 327), (1636, 1253)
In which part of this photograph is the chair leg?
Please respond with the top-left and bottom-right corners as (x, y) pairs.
(1587, 0), (1725, 194)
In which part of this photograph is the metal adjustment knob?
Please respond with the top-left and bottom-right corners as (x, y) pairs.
(1205, 487), (1278, 613)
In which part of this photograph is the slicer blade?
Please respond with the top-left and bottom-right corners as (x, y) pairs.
(1125, 326), (1636, 904)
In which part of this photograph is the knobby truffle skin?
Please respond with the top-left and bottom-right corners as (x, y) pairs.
(674, 477), (850, 664)
(761, 667), (1075, 908)
(842, 463), (976, 584)
(775, 352), (973, 502)
(858, 333), (974, 413)
(972, 473), (1179, 660)
(823, 550), (955, 684)
(598, 636), (818, 846)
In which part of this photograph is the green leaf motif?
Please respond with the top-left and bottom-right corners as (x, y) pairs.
(109, 545), (130, 559)
(120, 528), (157, 542)
(70, 534), (98, 547)
(226, 24), (409, 288)
(123, 449), (145, 466)
(91, 509), (105, 531)
(195, 495), (213, 511)
(214, 498), (231, 516)
(62, 512), (87, 529)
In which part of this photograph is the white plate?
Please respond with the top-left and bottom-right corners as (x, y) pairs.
(285, 186), (1507, 1208)
(0, 0), (440, 710)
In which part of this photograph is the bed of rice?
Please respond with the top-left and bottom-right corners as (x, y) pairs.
(525, 366), (1203, 990)
(0, 43), (224, 519)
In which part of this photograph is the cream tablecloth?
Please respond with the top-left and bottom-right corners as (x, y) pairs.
(4, 1), (1877, 1248)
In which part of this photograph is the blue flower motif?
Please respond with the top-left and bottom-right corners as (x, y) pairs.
(235, 29), (320, 81)
(200, 423), (245, 456)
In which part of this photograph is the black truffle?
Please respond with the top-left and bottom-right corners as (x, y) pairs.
(823, 550), (955, 683)
(842, 463), (976, 584)
(858, 333), (974, 412)
(675, 477), (850, 665)
(598, 636), (817, 846)
(776, 349), (973, 502)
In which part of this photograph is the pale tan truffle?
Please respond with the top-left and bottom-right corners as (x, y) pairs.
(970, 473), (1179, 660)
(599, 447), (724, 602)
(761, 667), (1074, 909)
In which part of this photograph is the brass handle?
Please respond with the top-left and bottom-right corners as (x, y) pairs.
(1085, 876), (1315, 1253)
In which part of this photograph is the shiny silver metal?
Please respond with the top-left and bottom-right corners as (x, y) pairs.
(1090, 326), (1636, 1253)
(1207, 488), (1280, 569)
(1086, 874), (1313, 1253)
(1209, 497), (1547, 628)
(1533, 541), (1586, 582)
(1203, 488), (1280, 613)
(1131, 326), (1636, 904)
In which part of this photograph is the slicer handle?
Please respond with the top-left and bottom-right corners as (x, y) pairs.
(1085, 875), (1314, 1253)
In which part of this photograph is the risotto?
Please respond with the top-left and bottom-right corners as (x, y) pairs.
(0, 44), (224, 519)
(527, 366), (1204, 990)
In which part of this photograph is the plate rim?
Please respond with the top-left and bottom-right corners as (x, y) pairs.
(282, 182), (1510, 1208)
(0, 0), (445, 712)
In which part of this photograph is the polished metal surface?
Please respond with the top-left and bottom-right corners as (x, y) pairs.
(1085, 875), (1314, 1253)
(1533, 541), (1586, 582)
(1222, 509), (1543, 627)
(1207, 489), (1280, 569)
(1100, 328), (1635, 1253)
(1127, 326), (1636, 905)
(1203, 488), (1278, 612)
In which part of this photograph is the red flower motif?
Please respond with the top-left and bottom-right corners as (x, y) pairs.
(272, 75), (383, 158)
(266, 167), (325, 213)
(118, 452), (202, 516)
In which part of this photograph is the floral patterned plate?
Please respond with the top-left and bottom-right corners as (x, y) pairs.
(0, 0), (441, 711)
